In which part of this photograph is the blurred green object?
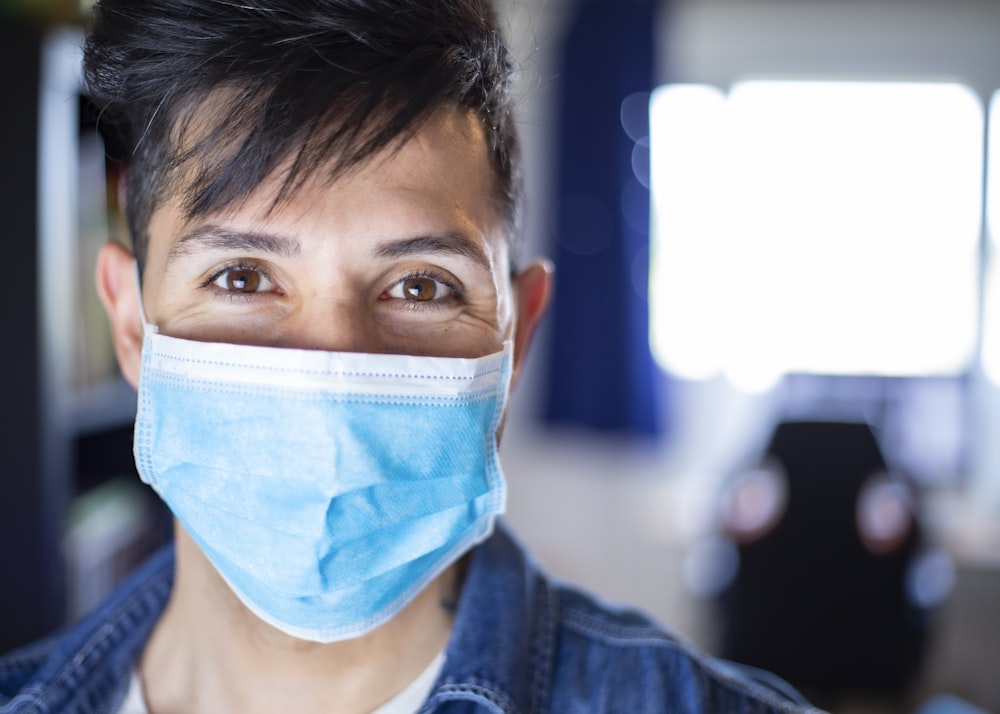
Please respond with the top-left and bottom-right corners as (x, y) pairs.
(0, 0), (86, 24)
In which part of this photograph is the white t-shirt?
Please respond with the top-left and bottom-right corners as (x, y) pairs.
(118, 651), (446, 714)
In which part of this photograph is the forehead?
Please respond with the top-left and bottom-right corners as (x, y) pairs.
(163, 91), (506, 226)
(147, 106), (508, 265)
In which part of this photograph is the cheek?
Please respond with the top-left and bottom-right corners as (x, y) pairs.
(382, 321), (506, 359)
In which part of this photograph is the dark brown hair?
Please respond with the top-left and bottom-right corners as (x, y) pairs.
(83, 0), (522, 271)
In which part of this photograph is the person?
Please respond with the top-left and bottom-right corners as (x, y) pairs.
(0, 1), (823, 712)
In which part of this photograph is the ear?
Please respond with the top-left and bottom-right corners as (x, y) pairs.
(95, 240), (144, 389)
(510, 260), (553, 388)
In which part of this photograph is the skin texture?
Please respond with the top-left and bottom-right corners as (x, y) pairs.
(96, 106), (552, 714)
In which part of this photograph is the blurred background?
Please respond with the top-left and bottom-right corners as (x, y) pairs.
(2, 1), (999, 712)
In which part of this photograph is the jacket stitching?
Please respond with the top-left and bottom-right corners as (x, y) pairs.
(431, 682), (515, 712)
(527, 577), (556, 713)
(561, 606), (818, 712)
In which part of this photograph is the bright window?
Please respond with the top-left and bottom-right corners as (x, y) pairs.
(650, 81), (984, 392)
(982, 90), (1000, 386)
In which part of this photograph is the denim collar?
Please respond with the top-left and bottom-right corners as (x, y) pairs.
(427, 521), (555, 712)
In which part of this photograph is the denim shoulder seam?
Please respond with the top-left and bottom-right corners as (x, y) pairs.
(560, 605), (819, 712)
(561, 606), (681, 646)
(526, 573), (556, 712)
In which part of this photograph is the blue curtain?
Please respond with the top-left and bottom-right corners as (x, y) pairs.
(543, 0), (666, 437)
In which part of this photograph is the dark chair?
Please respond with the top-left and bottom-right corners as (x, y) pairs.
(715, 420), (929, 694)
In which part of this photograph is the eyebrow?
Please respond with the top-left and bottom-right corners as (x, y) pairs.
(168, 225), (302, 262)
(373, 233), (492, 272)
(167, 225), (492, 271)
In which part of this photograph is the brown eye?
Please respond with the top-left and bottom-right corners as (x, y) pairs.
(386, 275), (455, 303)
(211, 266), (272, 293)
(403, 277), (437, 301)
(227, 269), (260, 292)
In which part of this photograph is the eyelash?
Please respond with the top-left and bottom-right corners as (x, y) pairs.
(202, 261), (274, 295)
(201, 262), (464, 306)
(388, 269), (465, 308)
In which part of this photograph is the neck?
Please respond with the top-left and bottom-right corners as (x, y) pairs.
(139, 523), (456, 714)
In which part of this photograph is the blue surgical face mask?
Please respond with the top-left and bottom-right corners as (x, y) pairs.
(133, 320), (511, 642)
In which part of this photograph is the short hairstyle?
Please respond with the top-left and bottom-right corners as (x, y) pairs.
(82, 0), (522, 272)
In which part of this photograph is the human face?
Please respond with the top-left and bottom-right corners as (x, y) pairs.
(99, 106), (550, 395)
(142, 107), (512, 361)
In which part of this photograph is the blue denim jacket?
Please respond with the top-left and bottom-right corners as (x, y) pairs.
(0, 523), (822, 713)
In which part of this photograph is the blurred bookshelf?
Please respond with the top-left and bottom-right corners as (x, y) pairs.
(0, 24), (170, 654)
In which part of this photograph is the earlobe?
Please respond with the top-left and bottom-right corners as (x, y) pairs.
(510, 260), (553, 388)
(95, 241), (144, 389)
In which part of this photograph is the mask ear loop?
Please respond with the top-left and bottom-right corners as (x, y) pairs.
(134, 260), (158, 335)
